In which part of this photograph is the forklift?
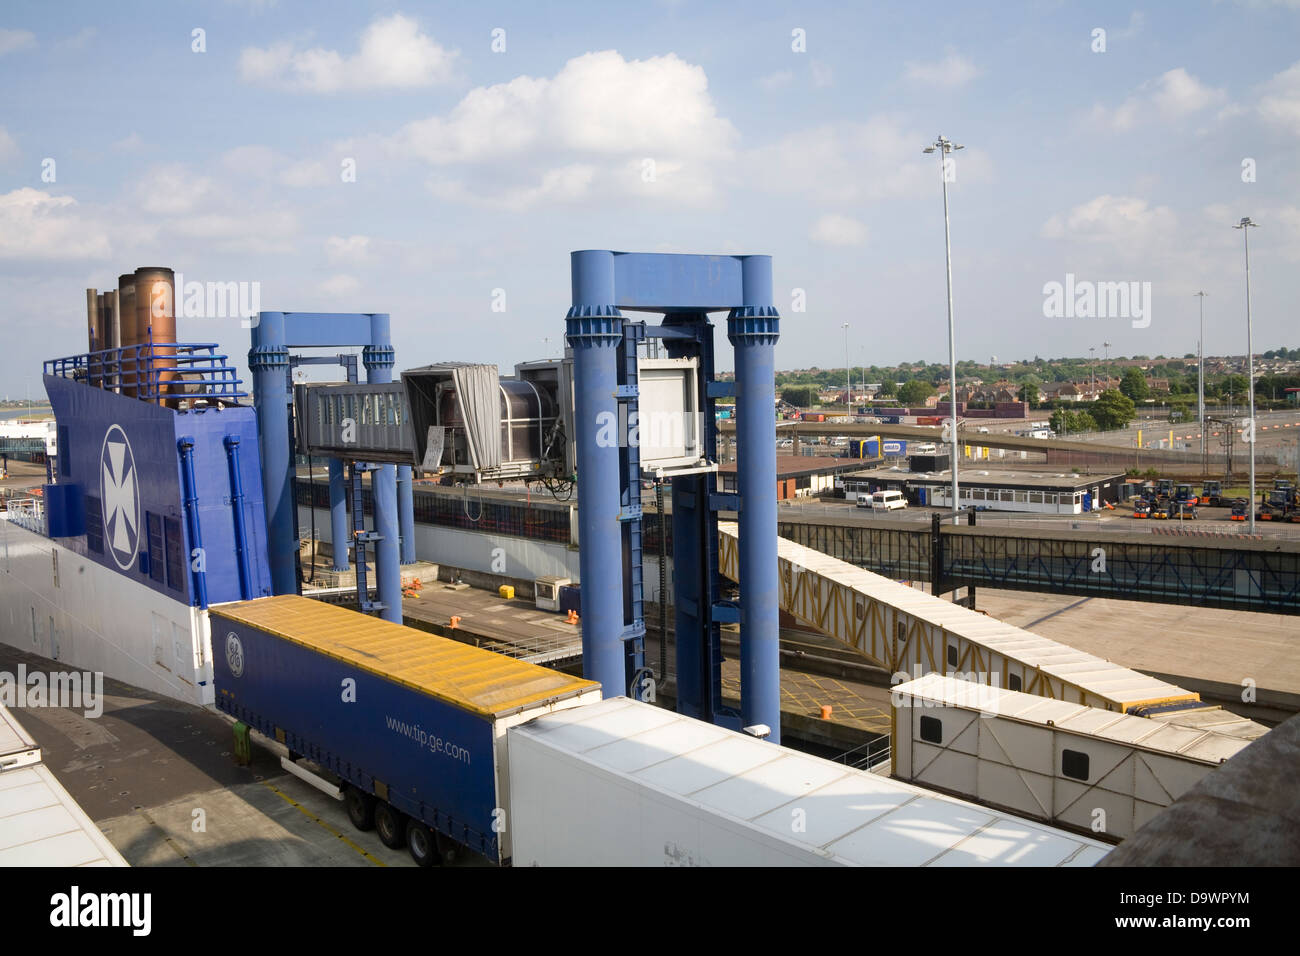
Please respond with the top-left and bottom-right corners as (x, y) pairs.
(1156, 478), (1175, 500)
(1174, 483), (1198, 506)
(1230, 498), (1249, 521)
(1132, 497), (1152, 519)
(1201, 480), (1224, 508)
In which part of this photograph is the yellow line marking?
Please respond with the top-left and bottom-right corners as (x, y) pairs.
(137, 809), (198, 867)
(261, 781), (388, 866)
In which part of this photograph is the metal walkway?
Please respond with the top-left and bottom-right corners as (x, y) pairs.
(775, 515), (1300, 615)
(717, 522), (1267, 741)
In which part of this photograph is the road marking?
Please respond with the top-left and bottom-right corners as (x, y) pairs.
(137, 808), (198, 867)
(261, 781), (388, 866)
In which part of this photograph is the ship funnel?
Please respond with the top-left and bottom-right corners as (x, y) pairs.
(117, 273), (137, 396)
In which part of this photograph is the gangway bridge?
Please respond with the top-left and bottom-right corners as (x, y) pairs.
(716, 522), (1267, 744)
(772, 512), (1300, 616)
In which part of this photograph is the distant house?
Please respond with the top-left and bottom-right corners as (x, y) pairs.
(1042, 381), (1082, 402)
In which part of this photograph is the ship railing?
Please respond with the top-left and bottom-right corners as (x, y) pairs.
(4, 497), (45, 535)
(44, 342), (247, 403)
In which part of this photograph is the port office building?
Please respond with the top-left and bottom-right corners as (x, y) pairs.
(843, 466), (1125, 514)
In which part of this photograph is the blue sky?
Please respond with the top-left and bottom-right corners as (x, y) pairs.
(1, 0), (1298, 395)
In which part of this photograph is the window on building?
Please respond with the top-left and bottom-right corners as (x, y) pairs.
(1014, 490), (1029, 503)
(1029, 491), (1043, 504)
(1062, 749), (1090, 781)
(920, 715), (942, 744)
(947, 644), (958, 667)
(1008, 673), (1022, 691)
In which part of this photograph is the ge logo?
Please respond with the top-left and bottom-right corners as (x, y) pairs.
(225, 632), (245, 678)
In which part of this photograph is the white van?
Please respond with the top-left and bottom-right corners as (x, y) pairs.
(859, 490), (907, 510)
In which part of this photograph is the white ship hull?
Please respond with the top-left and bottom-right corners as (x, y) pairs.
(0, 516), (213, 706)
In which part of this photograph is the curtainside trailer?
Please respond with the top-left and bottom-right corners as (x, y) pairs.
(211, 595), (600, 866)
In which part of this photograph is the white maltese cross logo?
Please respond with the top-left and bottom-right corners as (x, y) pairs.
(100, 424), (140, 570)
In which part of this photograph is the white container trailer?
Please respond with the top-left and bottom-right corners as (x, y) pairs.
(508, 697), (1110, 866)
(890, 674), (1255, 842)
(0, 704), (127, 866)
(0, 703), (40, 773)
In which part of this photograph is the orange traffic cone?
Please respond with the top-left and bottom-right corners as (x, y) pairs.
(565, 609), (579, 625)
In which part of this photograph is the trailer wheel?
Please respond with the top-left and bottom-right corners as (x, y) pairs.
(434, 832), (461, 865)
(407, 822), (436, 868)
(343, 786), (375, 831)
(375, 802), (406, 850)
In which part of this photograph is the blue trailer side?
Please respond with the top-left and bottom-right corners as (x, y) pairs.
(210, 595), (600, 864)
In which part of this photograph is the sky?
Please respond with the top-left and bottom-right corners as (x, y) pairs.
(1, 0), (1298, 396)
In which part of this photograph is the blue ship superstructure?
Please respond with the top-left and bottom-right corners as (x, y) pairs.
(40, 346), (272, 607)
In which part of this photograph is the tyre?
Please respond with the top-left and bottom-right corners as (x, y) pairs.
(434, 831), (461, 865)
(375, 802), (406, 850)
(407, 821), (436, 868)
(344, 786), (375, 831)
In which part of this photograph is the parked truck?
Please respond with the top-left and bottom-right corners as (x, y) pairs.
(211, 595), (601, 866)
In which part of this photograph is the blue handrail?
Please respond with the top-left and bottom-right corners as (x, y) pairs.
(44, 342), (247, 402)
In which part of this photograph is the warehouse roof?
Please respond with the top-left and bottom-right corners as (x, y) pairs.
(211, 595), (599, 718)
(842, 466), (1124, 490)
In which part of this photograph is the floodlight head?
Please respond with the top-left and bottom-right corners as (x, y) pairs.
(923, 146), (936, 153)
(1235, 216), (1258, 229)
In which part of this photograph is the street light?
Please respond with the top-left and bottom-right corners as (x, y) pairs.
(1089, 346), (1096, 396)
(842, 322), (850, 409)
(1193, 291), (1207, 471)
(1233, 217), (1258, 532)
(923, 134), (964, 524)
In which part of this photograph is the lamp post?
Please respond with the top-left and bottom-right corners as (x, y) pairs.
(842, 322), (850, 409)
(924, 135), (963, 523)
(1194, 292), (1207, 471)
(1233, 218), (1258, 532)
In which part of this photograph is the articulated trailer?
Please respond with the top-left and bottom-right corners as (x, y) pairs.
(211, 595), (601, 866)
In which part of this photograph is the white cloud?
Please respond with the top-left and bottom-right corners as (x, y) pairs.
(810, 213), (868, 246)
(744, 116), (990, 203)
(137, 164), (214, 215)
(0, 188), (111, 260)
(1088, 68), (1226, 131)
(220, 145), (334, 187)
(239, 14), (457, 92)
(111, 132), (144, 152)
(56, 27), (97, 51)
(1257, 60), (1300, 135)
(1041, 195), (1178, 244)
(321, 274), (360, 296)
(325, 235), (372, 264)
(1150, 68), (1226, 117)
(0, 29), (35, 56)
(0, 127), (18, 161)
(387, 50), (736, 207)
(811, 60), (833, 88)
(904, 53), (980, 89)
(758, 70), (793, 91)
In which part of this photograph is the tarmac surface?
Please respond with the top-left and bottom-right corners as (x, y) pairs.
(0, 643), (418, 867)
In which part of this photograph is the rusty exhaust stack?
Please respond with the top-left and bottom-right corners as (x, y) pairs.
(134, 266), (176, 405)
(117, 273), (137, 396)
